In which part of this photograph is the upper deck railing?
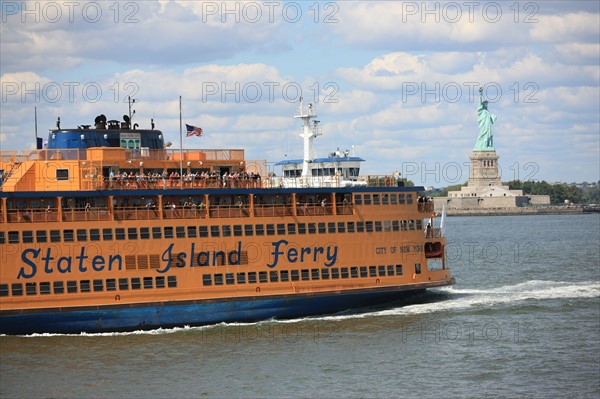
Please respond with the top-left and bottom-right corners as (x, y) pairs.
(425, 227), (443, 238)
(0, 175), (410, 191)
(100, 175), (262, 190)
(417, 202), (435, 213)
(94, 174), (406, 190)
(267, 175), (407, 189)
(2, 201), (356, 224)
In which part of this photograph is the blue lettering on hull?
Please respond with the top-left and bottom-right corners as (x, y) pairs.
(16, 241), (339, 279)
(267, 239), (337, 268)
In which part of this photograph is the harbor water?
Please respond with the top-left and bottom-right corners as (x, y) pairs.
(1, 214), (599, 398)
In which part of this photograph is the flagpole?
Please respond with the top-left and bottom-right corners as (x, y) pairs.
(34, 107), (38, 146)
(179, 95), (183, 189)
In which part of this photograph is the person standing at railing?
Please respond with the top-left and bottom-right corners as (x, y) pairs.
(162, 170), (168, 189)
(222, 171), (228, 187)
(44, 205), (51, 222)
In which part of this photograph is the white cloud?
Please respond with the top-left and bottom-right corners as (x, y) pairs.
(0, 1), (285, 72)
(320, 90), (377, 115)
(332, 2), (530, 50)
(529, 12), (600, 43)
(554, 43), (600, 66)
(1, 1), (598, 185)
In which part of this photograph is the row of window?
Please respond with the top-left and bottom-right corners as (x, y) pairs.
(0, 264), (422, 297)
(0, 275), (177, 297)
(354, 193), (413, 205)
(202, 264), (412, 286)
(1, 220), (423, 244)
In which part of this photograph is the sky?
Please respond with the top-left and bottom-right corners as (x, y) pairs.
(1, 0), (599, 187)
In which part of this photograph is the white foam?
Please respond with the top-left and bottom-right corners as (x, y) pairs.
(316, 280), (600, 321)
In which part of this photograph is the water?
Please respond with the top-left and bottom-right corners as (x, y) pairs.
(1, 215), (599, 398)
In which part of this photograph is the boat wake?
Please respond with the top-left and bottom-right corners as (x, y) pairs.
(14, 280), (599, 338)
(315, 279), (600, 321)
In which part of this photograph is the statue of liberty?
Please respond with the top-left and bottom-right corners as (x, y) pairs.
(474, 86), (496, 151)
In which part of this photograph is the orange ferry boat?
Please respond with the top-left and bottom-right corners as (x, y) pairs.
(0, 100), (453, 334)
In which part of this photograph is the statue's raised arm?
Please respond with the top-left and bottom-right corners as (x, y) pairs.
(474, 87), (497, 151)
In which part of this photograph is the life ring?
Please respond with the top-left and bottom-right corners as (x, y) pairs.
(412, 274), (417, 280)
(115, 294), (121, 301)
(256, 287), (261, 293)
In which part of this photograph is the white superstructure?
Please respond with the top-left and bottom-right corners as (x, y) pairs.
(275, 98), (366, 188)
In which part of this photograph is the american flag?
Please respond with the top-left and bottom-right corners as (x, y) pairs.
(186, 124), (203, 137)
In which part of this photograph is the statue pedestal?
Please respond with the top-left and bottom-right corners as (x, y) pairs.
(468, 150), (501, 188)
(438, 149), (528, 211)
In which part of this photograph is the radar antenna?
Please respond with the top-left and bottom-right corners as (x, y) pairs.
(295, 97), (321, 179)
(128, 96), (137, 125)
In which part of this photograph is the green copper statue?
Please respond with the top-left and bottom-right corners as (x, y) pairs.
(474, 86), (496, 151)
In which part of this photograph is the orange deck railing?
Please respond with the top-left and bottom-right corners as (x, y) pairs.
(425, 227), (443, 239)
(417, 202), (435, 213)
(3, 202), (355, 223)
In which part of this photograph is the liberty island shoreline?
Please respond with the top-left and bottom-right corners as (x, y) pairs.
(444, 205), (599, 216)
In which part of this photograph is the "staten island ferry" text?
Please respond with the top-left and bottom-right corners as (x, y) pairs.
(17, 240), (339, 279)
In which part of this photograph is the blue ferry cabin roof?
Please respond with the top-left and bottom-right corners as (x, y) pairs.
(45, 114), (164, 151)
(47, 128), (165, 151)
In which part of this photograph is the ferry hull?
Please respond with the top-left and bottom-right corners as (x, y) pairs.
(0, 284), (446, 335)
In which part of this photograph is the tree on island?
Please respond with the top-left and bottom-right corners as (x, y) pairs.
(506, 180), (600, 204)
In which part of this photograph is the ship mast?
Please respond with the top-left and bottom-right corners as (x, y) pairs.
(295, 97), (321, 178)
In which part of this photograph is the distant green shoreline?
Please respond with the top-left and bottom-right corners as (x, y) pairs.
(446, 206), (600, 216)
